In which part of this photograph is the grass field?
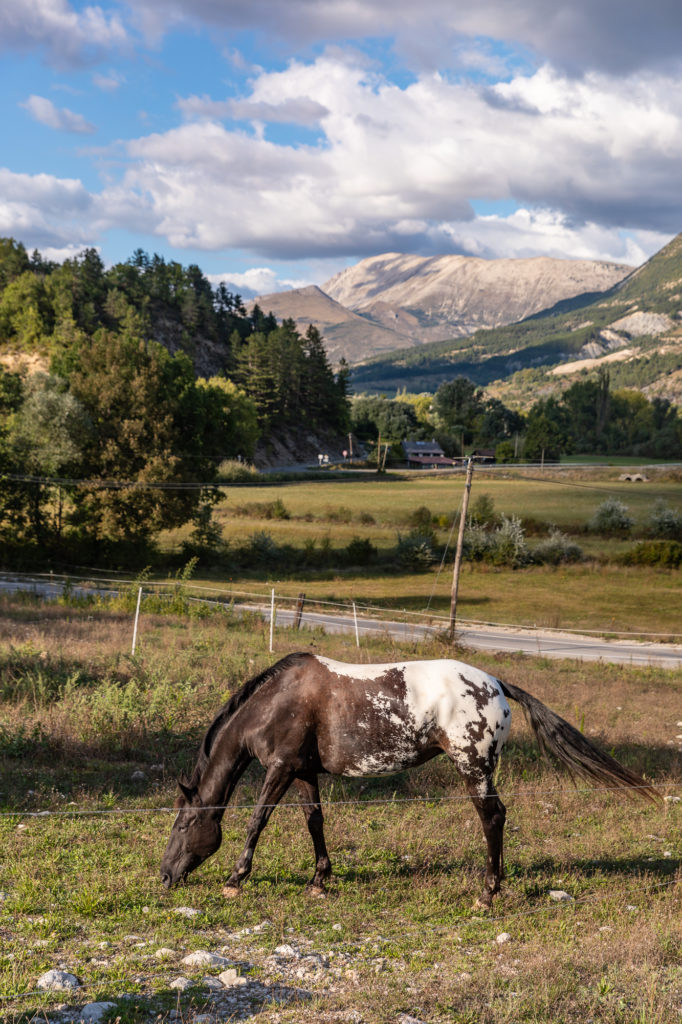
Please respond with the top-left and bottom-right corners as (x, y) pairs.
(155, 466), (682, 639)
(1, 596), (681, 1023)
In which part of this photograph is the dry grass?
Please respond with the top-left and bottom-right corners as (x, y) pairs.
(1, 597), (681, 1023)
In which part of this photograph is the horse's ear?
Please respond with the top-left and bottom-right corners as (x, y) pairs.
(177, 779), (198, 803)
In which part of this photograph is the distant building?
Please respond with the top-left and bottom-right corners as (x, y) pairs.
(402, 440), (458, 468)
(470, 448), (497, 463)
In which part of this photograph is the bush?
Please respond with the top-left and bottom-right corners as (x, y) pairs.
(395, 531), (437, 570)
(345, 536), (377, 566)
(463, 514), (530, 568)
(216, 459), (261, 482)
(589, 498), (633, 535)
(645, 499), (682, 540)
(408, 506), (434, 531)
(469, 493), (497, 527)
(532, 527), (583, 565)
(621, 540), (682, 568)
(489, 514), (531, 567)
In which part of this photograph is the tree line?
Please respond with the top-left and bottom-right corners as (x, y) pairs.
(351, 369), (682, 462)
(0, 238), (349, 555)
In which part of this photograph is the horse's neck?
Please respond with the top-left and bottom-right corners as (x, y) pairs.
(197, 726), (247, 809)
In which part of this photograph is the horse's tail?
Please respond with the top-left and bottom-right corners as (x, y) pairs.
(498, 679), (660, 803)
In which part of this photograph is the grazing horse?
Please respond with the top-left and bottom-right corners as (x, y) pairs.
(160, 652), (657, 908)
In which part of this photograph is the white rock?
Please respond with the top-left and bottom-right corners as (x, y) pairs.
(173, 906), (200, 918)
(181, 950), (231, 968)
(332, 923), (343, 931)
(664, 796), (681, 803)
(37, 969), (81, 991)
(131, 770), (146, 782)
(218, 968), (239, 986)
(549, 890), (573, 902)
(154, 948), (176, 960)
(496, 932), (512, 944)
(218, 968), (247, 987)
(201, 976), (223, 990)
(169, 976), (192, 991)
(274, 943), (297, 958)
(80, 1001), (117, 1022)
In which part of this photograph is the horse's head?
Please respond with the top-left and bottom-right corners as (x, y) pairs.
(160, 781), (222, 888)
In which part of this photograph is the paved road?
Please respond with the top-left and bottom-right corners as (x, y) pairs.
(2, 574), (680, 669)
(250, 604), (682, 669)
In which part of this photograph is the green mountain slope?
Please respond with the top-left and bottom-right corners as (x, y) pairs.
(350, 234), (682, 404)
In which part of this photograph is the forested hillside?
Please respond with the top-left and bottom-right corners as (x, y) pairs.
(351, 234), (682, 400)
(0, 238), (349, 558)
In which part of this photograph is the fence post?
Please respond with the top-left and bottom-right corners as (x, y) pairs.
(449, 457), (474, 641)
(131, 586), (143, 655)
(293, 592), (306, 630)
(269, 588), (275, 653)
(353, 601), (360, 647)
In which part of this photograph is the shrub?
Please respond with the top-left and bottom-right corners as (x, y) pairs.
(532, 527), (583, 565)
(463, 522), (493, 561)
(345, 536), (377, 566)
(645, 499), (682, 540)
(489, 514), (531, 568)
(216, 459), (261, 482)
(395, 531), (437, 570)
(463, 515), (530, 568)
(589, 498), (633, 535)
(245, 530), (279, 565)
(469, 493), (497, 527)
(621, 540), (682, 568)
(408, 505), (434, 531)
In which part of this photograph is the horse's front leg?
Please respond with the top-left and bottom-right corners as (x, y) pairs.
(295, 775), (332, 895)
(222, 764), (294, 898)
(468, 778), (506, 910)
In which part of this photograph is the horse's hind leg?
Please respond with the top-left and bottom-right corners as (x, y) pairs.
(222, 764), (294, 898)
(295, 775), (332, 895)
(467, 776), (506, 910)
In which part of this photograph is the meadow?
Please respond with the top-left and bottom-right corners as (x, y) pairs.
(161, 465), (682, 638)
(1, 593), (681, 1024)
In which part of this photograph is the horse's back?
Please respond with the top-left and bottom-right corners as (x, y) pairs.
(311, 656), (511, 780)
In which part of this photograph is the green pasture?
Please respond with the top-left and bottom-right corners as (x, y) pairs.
(1, 601), (681, 1023)
(156, 466), (682, 638)
(209, 467), (682, 535)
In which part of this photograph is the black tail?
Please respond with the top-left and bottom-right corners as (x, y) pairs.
(498, 679), (660, 803)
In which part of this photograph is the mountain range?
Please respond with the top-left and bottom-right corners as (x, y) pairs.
(255, 252), (632, 363)
(256, 236), (682, 406)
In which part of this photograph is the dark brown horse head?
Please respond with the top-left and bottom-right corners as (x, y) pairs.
(160, 781), (222, 889)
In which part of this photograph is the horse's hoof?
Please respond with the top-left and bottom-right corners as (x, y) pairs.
(473, 895), (492, 911)
(222, 885), (240, 899)
(306, 885), (327, 898)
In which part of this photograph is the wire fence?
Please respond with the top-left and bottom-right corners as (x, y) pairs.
(3, 779), (681, 820)
(3, 569), (681, 643)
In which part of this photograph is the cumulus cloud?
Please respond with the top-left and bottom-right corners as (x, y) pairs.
(0, 167), (96, 251)
(21, 94), (96, 134)
(127, 0), (682, 77)
(205, 267), (306, 298)
(0, 0), (127, 67)
(112, 55), (680, 262)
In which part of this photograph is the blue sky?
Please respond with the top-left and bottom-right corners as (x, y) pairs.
(2, 0), (681, 296)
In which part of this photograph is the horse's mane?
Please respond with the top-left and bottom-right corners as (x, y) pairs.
(186, 651), (310, 787)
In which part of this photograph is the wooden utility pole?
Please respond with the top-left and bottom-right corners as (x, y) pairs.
(448, 457), (474, 641)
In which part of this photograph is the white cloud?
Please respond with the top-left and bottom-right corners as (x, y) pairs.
(113, 55), (682, 263)
(93, 70), (125, 91)
(0, 0), (127, 67)
(21, 94), (96, 134)
(0, 167), (96, 251)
